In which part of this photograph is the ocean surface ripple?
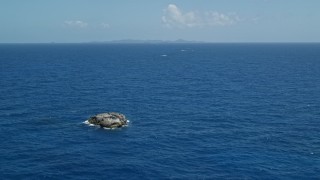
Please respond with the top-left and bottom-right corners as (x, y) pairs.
(0, 43), (320, 179)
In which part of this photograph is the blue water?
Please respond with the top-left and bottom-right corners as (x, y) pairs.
(0, 43), (319, 179)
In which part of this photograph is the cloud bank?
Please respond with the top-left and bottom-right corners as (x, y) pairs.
(64, 20), (88, 28)
(64, 21), (111, 30)
(162, 4), (240, 28)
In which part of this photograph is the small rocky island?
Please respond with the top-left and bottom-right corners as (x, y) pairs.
(87, 112), (128, 128)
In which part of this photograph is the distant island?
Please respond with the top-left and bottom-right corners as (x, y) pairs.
(87, 39), (205, 44)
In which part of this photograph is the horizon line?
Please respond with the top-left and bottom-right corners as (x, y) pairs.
(1, 41), (320, 44)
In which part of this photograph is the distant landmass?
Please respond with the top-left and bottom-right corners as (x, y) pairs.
(88, 39), (205, 44)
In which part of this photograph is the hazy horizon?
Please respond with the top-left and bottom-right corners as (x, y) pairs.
(1, 0), (320, 43)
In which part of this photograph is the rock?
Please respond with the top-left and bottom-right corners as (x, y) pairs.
(87, 112), (128, 128)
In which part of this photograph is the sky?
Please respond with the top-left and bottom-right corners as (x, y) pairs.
(1, 0), (320, 43)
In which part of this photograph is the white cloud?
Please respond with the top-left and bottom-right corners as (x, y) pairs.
(162, 4), (240, 28)
(64, 20), (88, 28)
(162, 4), (198, 28)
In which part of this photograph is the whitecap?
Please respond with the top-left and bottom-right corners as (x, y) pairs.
(83, 120), (90, 124)
(161, 54), (167, 57)
(83, 120), (97, 126)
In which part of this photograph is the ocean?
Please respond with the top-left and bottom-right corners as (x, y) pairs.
(0, 43), (319, 179)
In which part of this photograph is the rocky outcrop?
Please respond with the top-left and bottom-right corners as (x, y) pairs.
(87, 112), (128, 128)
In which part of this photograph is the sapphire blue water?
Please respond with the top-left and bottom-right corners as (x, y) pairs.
(0, 43), (319, 179)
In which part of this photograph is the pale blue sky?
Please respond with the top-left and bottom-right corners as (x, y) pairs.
(1, 0), (320, 43)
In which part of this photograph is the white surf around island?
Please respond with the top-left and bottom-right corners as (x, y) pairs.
(83, 120), (96, 126)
